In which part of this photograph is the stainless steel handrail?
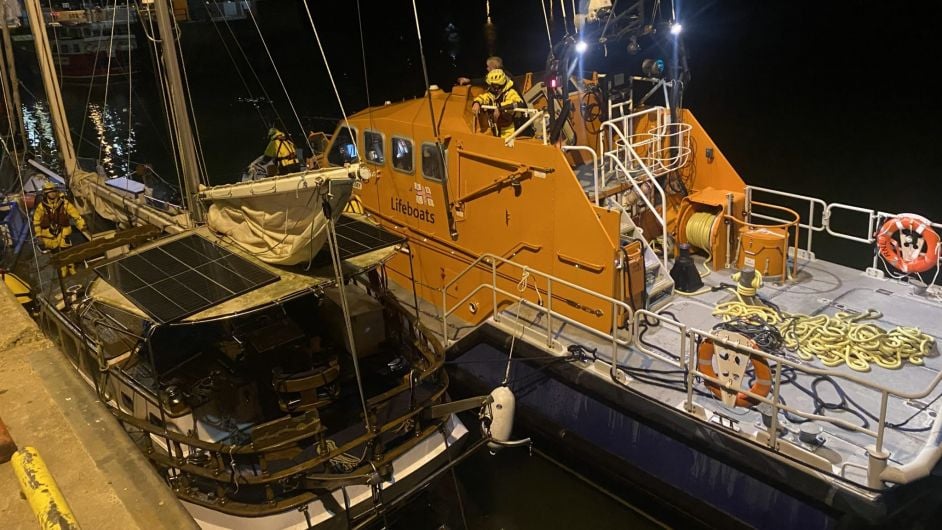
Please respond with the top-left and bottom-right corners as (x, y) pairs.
(747, 184), (942, 273)
(602, 152), (668, 269)
(562, 145), (600, 205)
(441, 254), (634, 374)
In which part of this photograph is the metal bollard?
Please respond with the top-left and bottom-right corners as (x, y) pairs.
(11, 446), (82, 530)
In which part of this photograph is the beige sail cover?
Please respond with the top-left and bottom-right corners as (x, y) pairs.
(206, 178), (353, 265)
(70, 169), (189, 233)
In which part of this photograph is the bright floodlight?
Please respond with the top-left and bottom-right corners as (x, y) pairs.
(575, 40), (588, 53)
(670, 23), (683, 35)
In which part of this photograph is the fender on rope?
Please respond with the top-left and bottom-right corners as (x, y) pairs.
(876, 214), (941, 274)
(697, 339), (772, 408)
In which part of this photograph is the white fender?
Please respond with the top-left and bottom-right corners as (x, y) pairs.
(485, 386), (516, 453)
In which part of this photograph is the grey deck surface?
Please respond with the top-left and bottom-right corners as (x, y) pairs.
(507, 257), (942, 489)
(391, 255), (942, 492)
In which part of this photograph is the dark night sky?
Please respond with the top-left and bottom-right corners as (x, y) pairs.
(44, 0), (938, 227)
(683, 1), (942, 218)
(234, 0), (942, 218)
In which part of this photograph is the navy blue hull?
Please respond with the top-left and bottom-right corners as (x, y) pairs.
(446, 329), (903, 529)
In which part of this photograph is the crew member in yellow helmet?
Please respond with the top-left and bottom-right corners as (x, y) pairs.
(32, 182), (87, 275)
(261, 128), (300, 176)
(471, 69), (524, 138)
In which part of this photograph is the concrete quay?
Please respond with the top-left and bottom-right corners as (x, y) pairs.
(0, 285), (198, 529)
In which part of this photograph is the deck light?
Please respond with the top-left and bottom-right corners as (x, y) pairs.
(670, 22), (683, 35)
(575, 40), (588, 53)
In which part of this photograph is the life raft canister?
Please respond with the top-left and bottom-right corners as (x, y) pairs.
(876, 214), (941, 274)
(697, 339), (772, 408)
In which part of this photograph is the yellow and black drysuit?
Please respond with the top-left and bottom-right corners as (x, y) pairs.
(33, 185), (86, 275)
(472, 69), (525, 138)
(262, 128), (300, 175)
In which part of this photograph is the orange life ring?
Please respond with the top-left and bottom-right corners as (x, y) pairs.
(697, 340), (772, 408)
(876, 215), (941, 274)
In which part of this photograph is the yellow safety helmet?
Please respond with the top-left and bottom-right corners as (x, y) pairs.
(486, 68), (509, 88)
(41, 181), (60, 202)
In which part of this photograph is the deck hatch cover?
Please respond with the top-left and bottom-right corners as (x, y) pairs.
(333, 215), (406, 260)
(94, 234), (279, 324)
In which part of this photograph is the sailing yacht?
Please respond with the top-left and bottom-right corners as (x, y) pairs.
(16, 1), (481, 528)
(330, 1), (942, 528)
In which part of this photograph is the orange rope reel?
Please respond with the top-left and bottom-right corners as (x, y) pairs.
(876, 214), (941, 274)
(697, 339), (772, 408)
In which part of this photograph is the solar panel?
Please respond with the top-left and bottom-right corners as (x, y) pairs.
(333, 215), (406, 260)
(94, 234), (279, 324)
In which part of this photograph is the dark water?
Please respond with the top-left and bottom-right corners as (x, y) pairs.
(10, 1), (942, 527)
(391, 441), (662, 529)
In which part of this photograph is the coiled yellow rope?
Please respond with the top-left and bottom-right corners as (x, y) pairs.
(713, 296), (934, 372)
(686, 212), (716, 251)
(731, 270), (763, 297)
(686, 212), (717, 278)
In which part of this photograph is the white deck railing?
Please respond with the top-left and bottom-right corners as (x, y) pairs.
(441, 252), (942, 491)
(746, 185), (942, 275)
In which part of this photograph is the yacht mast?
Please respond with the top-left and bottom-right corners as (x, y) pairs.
(151, 0), (204, 223)
(1, 2), (27, 151)
(23, 0), (77, 180)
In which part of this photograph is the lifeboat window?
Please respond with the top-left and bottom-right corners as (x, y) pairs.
(327, 126), (358, 166)
(364, 130), (385, 164)
(421, 142), (445, 182)
(392, 137), (414, 173)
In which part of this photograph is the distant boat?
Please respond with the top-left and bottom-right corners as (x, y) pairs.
(11, 3), (139, 81)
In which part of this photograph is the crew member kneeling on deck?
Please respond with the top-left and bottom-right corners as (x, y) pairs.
(261, 128), (300, 175)
(471, 69), (524, 138)
(33, 183), (87, 276)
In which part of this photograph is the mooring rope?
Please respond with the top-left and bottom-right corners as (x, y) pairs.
(713, 297), (934, 372)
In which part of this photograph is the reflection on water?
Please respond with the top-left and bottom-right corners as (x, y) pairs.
(85, 99), (138, 178)
(20, 99), (60, 170)
(21, 86), (142, 180)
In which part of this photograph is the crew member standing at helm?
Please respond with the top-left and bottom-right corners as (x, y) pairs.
(33, 182), (87, 275)
(471, 69), (524, 138)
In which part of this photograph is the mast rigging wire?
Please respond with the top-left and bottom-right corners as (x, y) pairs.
(98, 0), (120, 163)
(301, 1), (359, 164)
(355, 0), (374, 136)
(539, 0), (554, 51)
(203, 0), (266, 126)
(322, 196), (373, 432)
(134, 0), (185, 199)
(172, 10), (210, 185)
(73, 2), (112, 168)
(0, 16), (18, 164)
(217, 5), (283, 129)
(43, 0), (65, 85)
(0, 135), (46, 293)
(246, 6), (307, 158)
(410, 0), (439, 138)
(126, 2), (134, 179)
